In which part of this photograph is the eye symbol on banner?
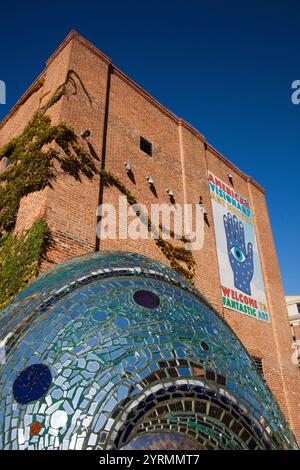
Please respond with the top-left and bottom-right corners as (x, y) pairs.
(223, 213), (254, 296)
(230, 246), (246, 262)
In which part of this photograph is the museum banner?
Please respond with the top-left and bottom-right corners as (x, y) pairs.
(208, 172), (270, 322)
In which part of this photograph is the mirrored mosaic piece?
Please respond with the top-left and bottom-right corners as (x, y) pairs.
(0, 252), (298, 450)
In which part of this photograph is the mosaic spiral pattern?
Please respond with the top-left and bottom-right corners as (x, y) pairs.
(0, 252), (297, 450)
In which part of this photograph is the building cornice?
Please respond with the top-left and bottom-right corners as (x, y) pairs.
(46, 30), (111, 66)
(0, 29), (265, 193)
(0, 70), (46, 131)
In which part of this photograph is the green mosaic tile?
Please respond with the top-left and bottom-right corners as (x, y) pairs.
(0, 252), (297, 450)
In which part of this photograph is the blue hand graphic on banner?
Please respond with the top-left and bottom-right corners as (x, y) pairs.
(223, 213), (253, 295)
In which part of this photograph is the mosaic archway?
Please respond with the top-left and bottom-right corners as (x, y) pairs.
(0, 252), (297, 450)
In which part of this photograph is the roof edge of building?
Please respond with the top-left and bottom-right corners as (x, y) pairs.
(0, 69), (46, 131)
(0, 29), (265, 194)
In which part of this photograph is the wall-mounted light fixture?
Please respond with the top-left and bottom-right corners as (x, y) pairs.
(227, 172), (233, 183)
(80, 130), (91, 139)
(124, 162), (132, 172)
(166, 188), (174, 197)
(199, 203), (208, 215)
(199, 202), (208, 215)
(146, 176), (154, 185)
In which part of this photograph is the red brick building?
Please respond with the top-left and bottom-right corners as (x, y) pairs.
(1, 31), (299, 443)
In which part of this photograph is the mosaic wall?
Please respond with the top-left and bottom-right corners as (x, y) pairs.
(0, 252), (298, 450)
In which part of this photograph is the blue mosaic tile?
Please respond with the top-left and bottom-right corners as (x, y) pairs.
(0, 251), (298, 450)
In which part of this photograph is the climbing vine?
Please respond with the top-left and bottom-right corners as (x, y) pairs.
(0, 219), (51, 309)
(0, 68), (195, 309)
(10, 77), (45, 116)
(0, 70), (96, 236)
(0, 70), (97, 307)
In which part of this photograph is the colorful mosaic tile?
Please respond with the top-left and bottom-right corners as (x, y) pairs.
(0, 252), (298, 450)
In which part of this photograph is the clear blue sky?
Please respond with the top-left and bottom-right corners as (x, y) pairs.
(0, 0), (299, 294)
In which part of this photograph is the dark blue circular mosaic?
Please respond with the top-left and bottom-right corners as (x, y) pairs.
(133, 290), (160, 309)
(13, 364), (52, 405)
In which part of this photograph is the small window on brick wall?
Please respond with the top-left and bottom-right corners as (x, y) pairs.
(140, 136), (152, 156)
(297, 303), (300, 314)
(251, 355), (265, 379)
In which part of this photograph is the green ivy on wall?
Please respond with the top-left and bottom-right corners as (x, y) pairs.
(0, 70), (98, 308)
(0, 69), (196, 309)
(0, 70), (96, 236)
(12, 77), (45, 114)
(0, 220), (51, 310)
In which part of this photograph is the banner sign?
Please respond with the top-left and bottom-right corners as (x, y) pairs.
(208, 172), (270, 322)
